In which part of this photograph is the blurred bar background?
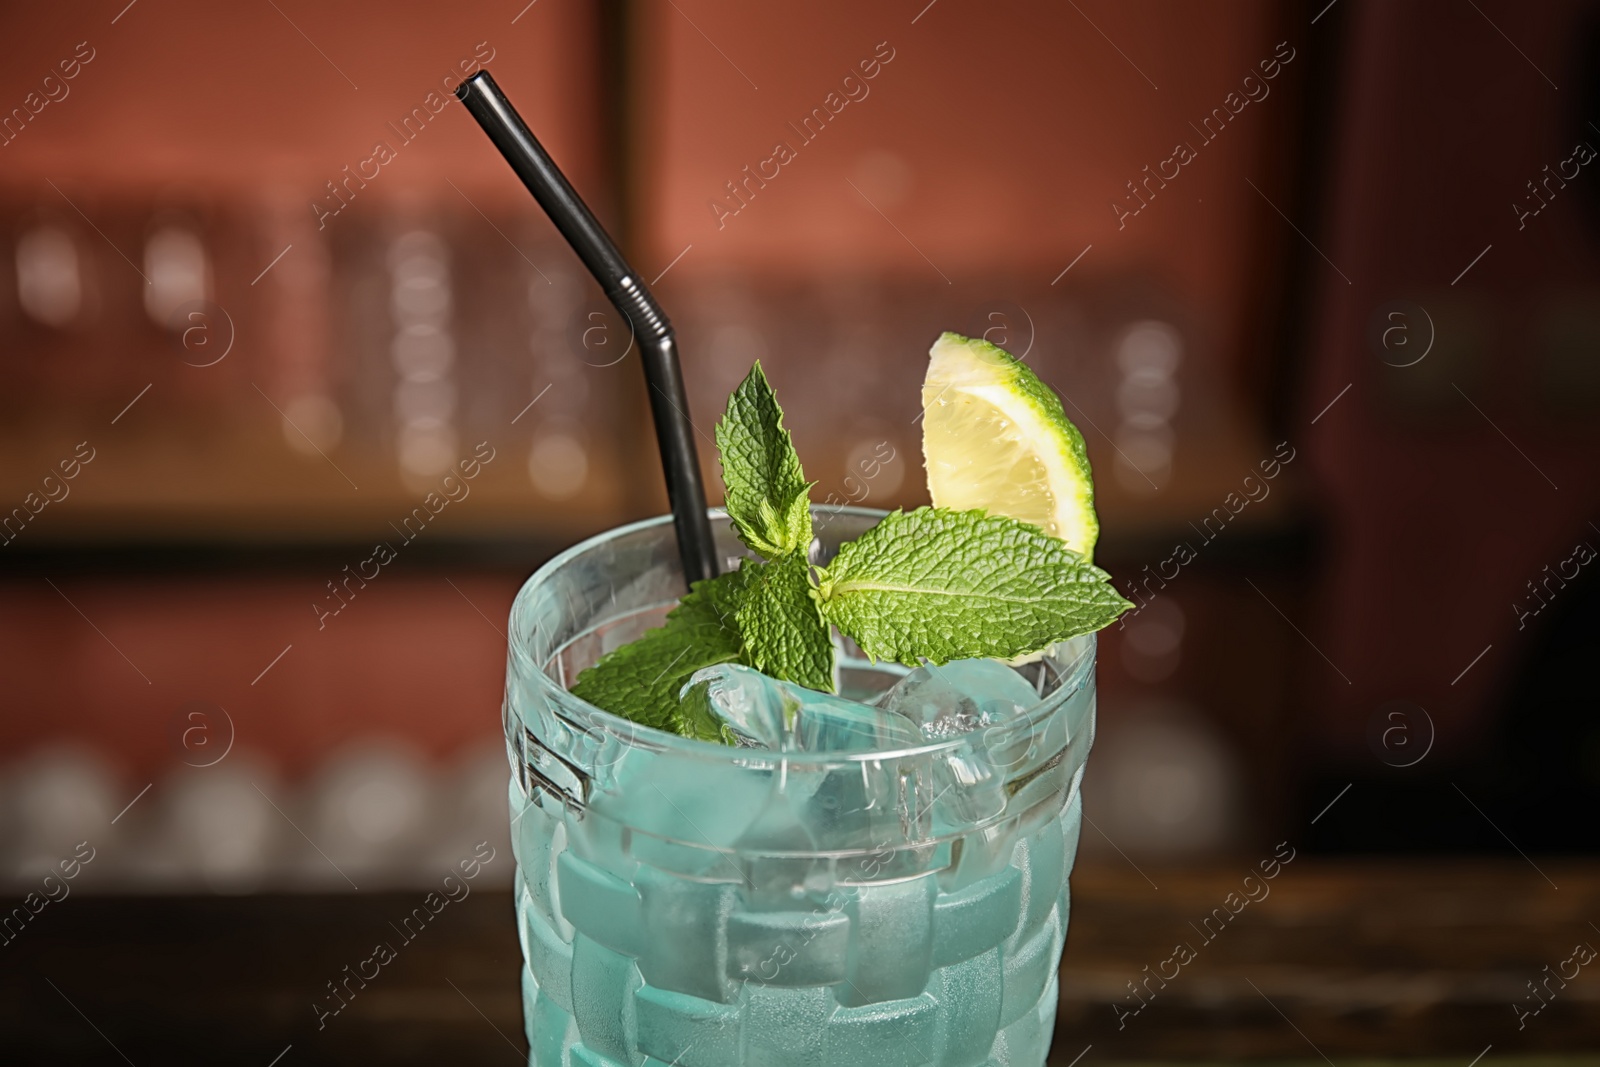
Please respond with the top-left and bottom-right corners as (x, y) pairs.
(3, 0), (1600, 1059)
(0, 0), (1324, 892)
(5, 0), (1598, 878)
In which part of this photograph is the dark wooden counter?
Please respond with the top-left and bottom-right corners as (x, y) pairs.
(1056, 861), (1600, 1063)
(5, 861), (1600, 1064)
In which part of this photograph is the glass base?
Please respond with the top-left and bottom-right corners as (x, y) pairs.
(511, 774), (1081, 1067)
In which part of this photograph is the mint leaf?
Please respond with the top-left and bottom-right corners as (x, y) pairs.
(716, 362), (812, 558)
(816, 507), (1132, 665)
(736, 554), (835, 692)
(569, 567), (749, 731)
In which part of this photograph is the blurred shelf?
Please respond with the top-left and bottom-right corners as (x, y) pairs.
(0, 428), (634, 546)
(4, 238), (1307, 561)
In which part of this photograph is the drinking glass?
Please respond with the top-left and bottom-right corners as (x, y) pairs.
(504, 507), (1096, 1066)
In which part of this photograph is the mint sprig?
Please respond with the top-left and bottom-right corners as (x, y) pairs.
(569, 359), (1132, 735)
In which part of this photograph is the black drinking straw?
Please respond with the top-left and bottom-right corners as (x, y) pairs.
(454, 71), (719, 585)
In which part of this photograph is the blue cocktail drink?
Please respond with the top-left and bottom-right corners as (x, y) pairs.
(504, 508), (1096, 1066)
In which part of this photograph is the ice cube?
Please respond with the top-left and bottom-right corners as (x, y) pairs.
(679, 665), (932, 883)
(796, 695), (924, 753)
(682, 664), (923, 754)
(877, 659), (1040, 740)
(877, 659), (1042, 835)
(801, 759), (925, 861)
(680, 663), (786, 748)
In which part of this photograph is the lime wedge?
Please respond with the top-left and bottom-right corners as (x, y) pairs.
(921, 331), (1100, 559)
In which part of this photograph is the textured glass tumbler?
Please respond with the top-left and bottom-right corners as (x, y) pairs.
(503, 508), (1096, 1066)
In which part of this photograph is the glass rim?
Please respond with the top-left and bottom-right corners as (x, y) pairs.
(509, 506), (1097, 766)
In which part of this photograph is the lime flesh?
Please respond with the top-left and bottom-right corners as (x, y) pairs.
(921, 332), (1100, 559)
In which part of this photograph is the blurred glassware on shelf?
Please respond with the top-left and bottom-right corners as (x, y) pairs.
(425, 740), (514, 885)
(1119, 597), (1186, 685)
(16, 224), (83, 328)
(142, 223), (209, 326)
(1081, 699), (1239, 860)
(1113, 320), (1183, 493)
(303, 738), (435, 890)
(0, 738), (514, 893)
(527, 431), (588, 499)
(282, 391), (345, 455)
(390, 228), (460, 491)
(0, 745), (120, 885)
(143, 754), (282, 894)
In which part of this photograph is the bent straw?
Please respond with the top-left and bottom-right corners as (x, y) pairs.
(454, 71), (718, 584)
